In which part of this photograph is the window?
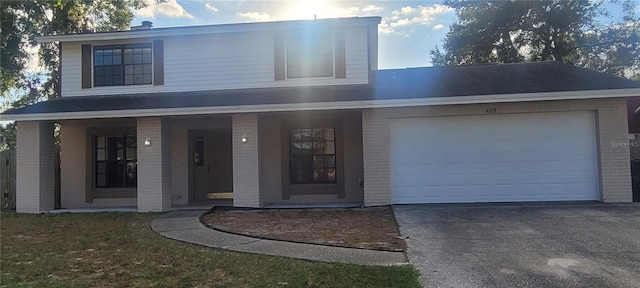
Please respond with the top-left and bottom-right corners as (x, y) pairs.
(94, 44), (152, 86)
(286, 32), (334, 78)
(95, 135), (137, 188)
(194, 136), (204, 166)
(290, 128), (336, 184)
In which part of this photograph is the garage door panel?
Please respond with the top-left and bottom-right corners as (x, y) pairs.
(391, 111), (599, 204)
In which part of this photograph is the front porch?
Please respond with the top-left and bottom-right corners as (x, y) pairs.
(15, 110), (365, 213)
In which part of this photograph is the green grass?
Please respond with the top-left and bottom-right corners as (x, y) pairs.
(0, 211), (420, 287)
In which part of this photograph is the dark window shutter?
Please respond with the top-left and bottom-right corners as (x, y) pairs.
(274, 32), (286, 81)
(334, 31), (346, 79)
(81, 44), (92, 88)
(153, 40), (164, 85)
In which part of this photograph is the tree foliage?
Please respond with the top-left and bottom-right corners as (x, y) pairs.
(0, 122), (16, 151)
(578, 1), (640, 79)
(431, 0), (640, 80)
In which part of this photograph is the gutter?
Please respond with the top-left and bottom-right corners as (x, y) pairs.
(2, 88), (639, 121)
(35, 17), (382, 43)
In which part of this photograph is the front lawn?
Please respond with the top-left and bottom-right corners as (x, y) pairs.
(0, 212), (420, 287)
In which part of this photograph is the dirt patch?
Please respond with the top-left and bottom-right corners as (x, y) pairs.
(201, 206), (406, 252)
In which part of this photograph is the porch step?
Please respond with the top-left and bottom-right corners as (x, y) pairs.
(207, 192), (233, 199)
(263, 202), (362, 209)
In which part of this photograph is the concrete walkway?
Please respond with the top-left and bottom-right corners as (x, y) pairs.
(151, 209), (407, 266)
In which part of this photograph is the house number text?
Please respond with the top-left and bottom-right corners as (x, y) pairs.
(485, 108), (497, 114)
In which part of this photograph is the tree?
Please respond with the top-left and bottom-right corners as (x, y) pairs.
(431, 0), (639, 79)
(429, 46), (447, 67)
(0, 123), (16, 151)
(433, 0), (601, 65)
(578, 1), (640, 79)
(0, 3), (27, 94)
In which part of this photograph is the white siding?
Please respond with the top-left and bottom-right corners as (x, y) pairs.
(61, 26), (370, 97)
(344, 26), (370, 81)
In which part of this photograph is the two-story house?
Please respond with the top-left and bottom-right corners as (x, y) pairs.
(2, 17), (639, 213)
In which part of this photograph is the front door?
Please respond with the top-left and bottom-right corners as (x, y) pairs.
(191, 130), (233, 202)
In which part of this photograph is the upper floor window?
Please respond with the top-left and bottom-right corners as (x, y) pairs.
(94, 44), (152, 86)
(286, 32), (334, 78)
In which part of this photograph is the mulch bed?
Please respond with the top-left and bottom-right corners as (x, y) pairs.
(201, 206), (406, 252)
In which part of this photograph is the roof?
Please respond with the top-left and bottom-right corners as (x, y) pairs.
(36, 17), (382, 43)
(2, 84), (373, 115)
(2, 61), (639, 121)
(376, 61), (640, 98)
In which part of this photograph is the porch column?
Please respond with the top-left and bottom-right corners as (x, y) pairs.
(598, 98), (632, 202)
(232, 113), (261, 207)
(362, 110), (392, 206)
(16, 121), (55, 213)
(137, 117), (172, 212)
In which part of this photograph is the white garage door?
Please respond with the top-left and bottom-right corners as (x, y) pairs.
(390, 111), (599, 204)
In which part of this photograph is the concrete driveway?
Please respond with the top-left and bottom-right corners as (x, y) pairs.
(393, 203), (640, 288)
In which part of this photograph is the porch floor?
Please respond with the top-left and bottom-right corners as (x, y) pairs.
(264, 202), (362, 209)
(49, 207), (138, 213)
(172, 200), (231, 211)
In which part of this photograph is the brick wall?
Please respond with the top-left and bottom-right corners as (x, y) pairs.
(362, 110), (392, 206)
(16, 121), (55, 213)
(362, 98), (632, 205)
(232, 113), (261, 207)
(137, 117), (172, 212)
(596, 99), (632, 202)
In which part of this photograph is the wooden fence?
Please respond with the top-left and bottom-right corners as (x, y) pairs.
(0, 149), (61, 210)
(1, 149), (16, 210)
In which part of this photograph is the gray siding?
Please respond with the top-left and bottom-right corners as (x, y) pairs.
(16, 121), (55, 213)
(137, 117), (172, 211)
(232, 114), (261, 207)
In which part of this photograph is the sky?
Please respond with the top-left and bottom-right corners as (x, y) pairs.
(131, 0), (458, 69)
